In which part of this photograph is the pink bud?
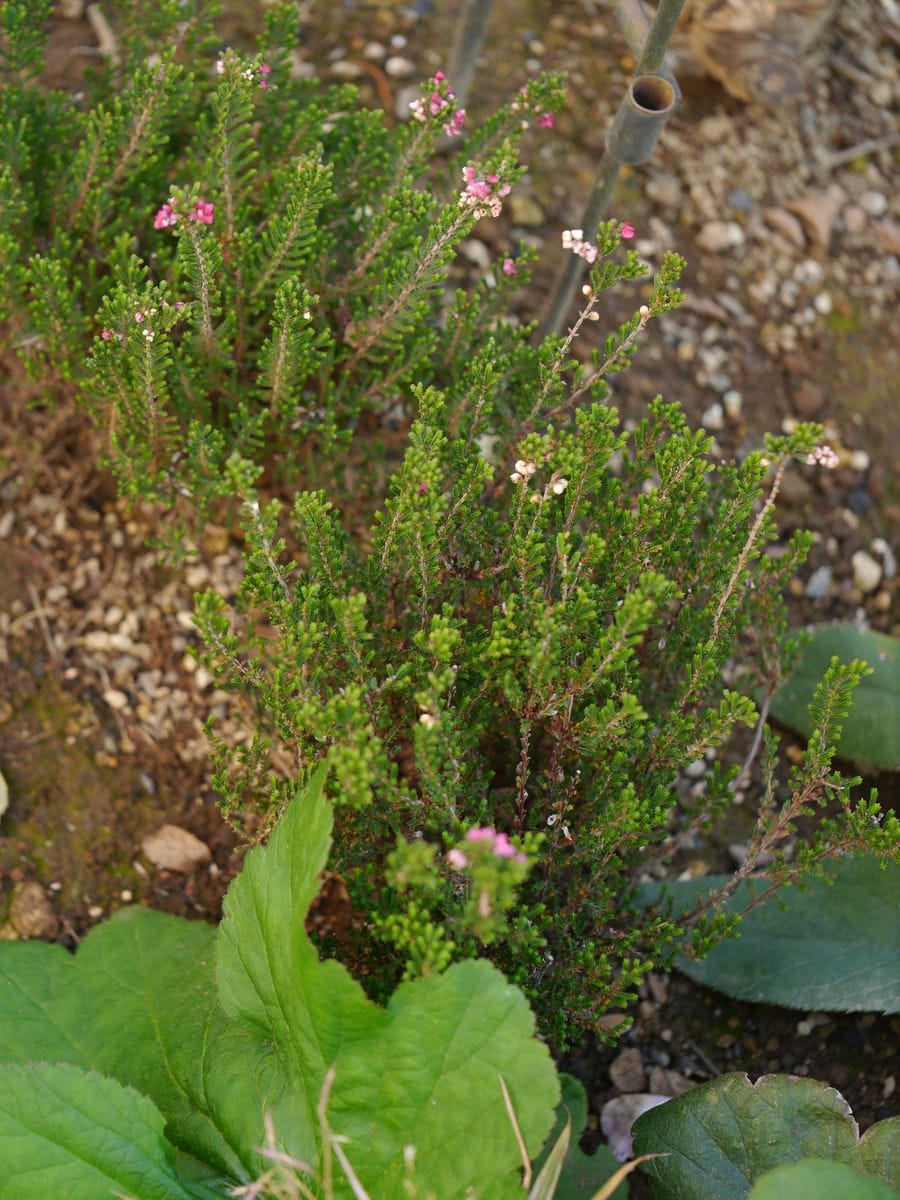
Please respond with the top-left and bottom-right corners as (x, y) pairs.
(447, 848), (468, 869)
(619, 222), (635, 239)
(502, 258), (517, 276)
(537, 111), (555, 129)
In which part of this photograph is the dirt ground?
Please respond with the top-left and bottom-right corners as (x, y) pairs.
(1, 0), (897, 1174)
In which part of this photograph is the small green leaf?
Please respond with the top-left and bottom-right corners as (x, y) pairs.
(632, 1073), (900, 1199)
(771, 624), (900, 769)
(640, 856), (900, 1012)
(0, 1061), (219, 1200)
(749, 1158), (900, 1200)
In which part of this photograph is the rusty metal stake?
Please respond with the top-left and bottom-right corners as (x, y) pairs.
(537, 0), (687, 339)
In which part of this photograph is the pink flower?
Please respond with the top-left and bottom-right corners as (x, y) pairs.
(466, 827), (496, 843)
(460, 167), (510, 219)
(428, 90), (448, 116)
(409, 97), (427, 121)
(215, 58), (226, 75)
(153, 202), (178, 230)
(561, 228), (598, 264)
(189, 200), (215, 225)
(807, 444), (839, 468)
(447, 848), (468, 869)
(434, 70), (445, 83)
(537, 111), (555, 129)
(502, 257), (517, 276)
(444, 107), (466, 137)
(100, 329), (113, 339)
(492, 833), (517, 859)
(619, 222), (635, 239)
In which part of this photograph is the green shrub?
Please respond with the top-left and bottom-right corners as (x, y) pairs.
(1, 0), (896, 1049)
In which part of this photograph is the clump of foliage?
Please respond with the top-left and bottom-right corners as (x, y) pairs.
(1, 0), (896, 1055)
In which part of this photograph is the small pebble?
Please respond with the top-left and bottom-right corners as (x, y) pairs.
(385, 55), (416, 79)
(701, 402), (724, 431)
(723, 389), (743, 419)
(851, 550), (883, 594)
(609, 1046), (647, 1093)
(860, 191), (888, 217)
(843, 205), (866, 235)
(103, 688), (129, 710)
(848, 449), (871, 472)
(142, 824), (212, 873)
(697, 220), (745, 253)
(872, 538), (896, 579)
(804, 565), (833, 599)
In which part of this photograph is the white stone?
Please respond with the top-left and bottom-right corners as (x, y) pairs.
(142, 825), (212, 873)
(701, 402), (725, 431)
(723, 390), (743, 419)
(852, 550), (883, 593)
(385, 55), (416, 79)
(103, 688), (129, 710)
(697, 220), (745, 253)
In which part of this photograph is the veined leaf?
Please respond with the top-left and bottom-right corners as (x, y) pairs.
(0, 1061), (222, 1200)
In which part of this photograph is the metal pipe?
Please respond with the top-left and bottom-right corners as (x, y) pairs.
(537, 0), (687, 337)
(606, 73), (676, 164)
(446, 0), (495, 108)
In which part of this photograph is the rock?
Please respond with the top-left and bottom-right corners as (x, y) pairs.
(600, 1094), (670, 1162)
(723, 389), (743, 419)
(507, 194), (544, 228)
(764, 207), (806, 248)
(362, 41), (386, 61)
(777, 469), (811, 507)
(609, 1046), (647, 1092)
(872, 538), (897, 579)
(843, 205), (866, 235)
(10, 882), (59, 939)
(786, 185), (845, 253)
(648, 1067), (696, 1097)
(458, 239), (491, 268)
(330, 60), (363, 79)
(876, 220), (900, 256)
(142, 824), (212, 872)
(860, 190), (888, 217)
(792, 380), (824, 417)
(804, 565), (833, 598)
(385, 55), (416, 79)
(59, 0), (85, 15)
(103, 688), (129, 710)
(851, 550), (883, 594)
(697, 220), (745, 253)
(701, 402), (724, 431)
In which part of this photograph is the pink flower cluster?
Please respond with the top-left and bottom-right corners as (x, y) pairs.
(446, 827), (528, 869)
(561, 228), (598, 264)
(807, 444), (840, 468)
(510, 86), (558, 132)
(216, 55), (272, 90)
(502, 257), (517, 276)
(409, 70), (466, 137)
(153, 198), (215, 230)
(460, 166), (510, 219)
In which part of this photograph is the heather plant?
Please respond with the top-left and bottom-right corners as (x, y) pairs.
(2, 0), (897, 1054)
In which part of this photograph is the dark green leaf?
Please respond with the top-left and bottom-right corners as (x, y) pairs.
(633, 1073), (900, 1199)
(640, 856), (900, 1012)
(771, 625), (900, 769)
(749, 1158), (900, 1200)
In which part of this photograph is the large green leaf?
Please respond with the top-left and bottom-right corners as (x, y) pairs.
(0, 766), (560, 1200)
(749, 1158), (900, 1200)
(632, 1073), (900, 1199)
(217, 765), (562, 1199)
(639, 856), (900, 1012)
(0, 1061), (221, 1200)
(770, 624), (900, 769)
(0, 907), (272, 1181)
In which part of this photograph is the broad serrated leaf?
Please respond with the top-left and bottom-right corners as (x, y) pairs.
(0, 1061), (221, 1200)
(0, 908), (272, 1181)
(632, 1073), (900, 1199)
(749, 1158), (900, 1200)
(771, 624), (900, 769)
(639, 856), (900, 1012)
(216, 764), (561, 1199)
